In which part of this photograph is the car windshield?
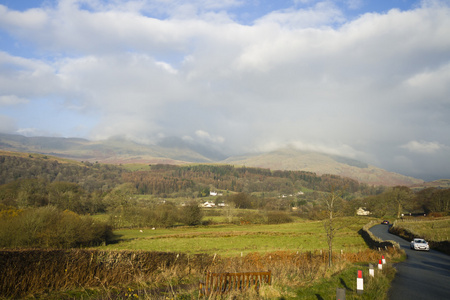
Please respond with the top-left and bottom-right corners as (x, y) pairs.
(416, 239), (425, 243)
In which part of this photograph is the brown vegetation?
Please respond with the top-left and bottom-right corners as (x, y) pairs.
(0, 248), (401, 299)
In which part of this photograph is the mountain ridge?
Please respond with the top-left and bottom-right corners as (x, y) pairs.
(0, 133), (424, 186)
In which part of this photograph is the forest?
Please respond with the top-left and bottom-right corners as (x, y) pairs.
(0, 152), (449, 249)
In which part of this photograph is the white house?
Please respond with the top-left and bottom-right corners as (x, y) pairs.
(356, 207), (370, 216)
(201, 201), (216, 208)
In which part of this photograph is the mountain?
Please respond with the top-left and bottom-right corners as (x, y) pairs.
(0, 133), (423, 186)
(409, 179), (450, 191)
(0, 133), (215, 164)
(222, 147), (423, 186)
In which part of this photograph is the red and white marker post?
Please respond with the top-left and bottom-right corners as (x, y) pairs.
(378, 259), (383, 270)
(357, 270), (363, 294)
(382, 255), (386, 264)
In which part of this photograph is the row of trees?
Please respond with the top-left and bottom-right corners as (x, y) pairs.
(108, 201), (203, 229)
(0, 155), (124, 192)
(354, 186), (450, 217)
(1, 154), (381, 202)
(0, 178), (107, 214)
(124, 164), (378, 196)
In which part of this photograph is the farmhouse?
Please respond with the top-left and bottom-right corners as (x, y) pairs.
(356, 207), (370, 216)
(209, 191), (223, 196)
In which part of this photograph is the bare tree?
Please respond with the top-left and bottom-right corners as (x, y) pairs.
(323, 188), (344, 267)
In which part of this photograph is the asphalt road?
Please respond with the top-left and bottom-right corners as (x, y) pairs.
(370, 224), (450, 300)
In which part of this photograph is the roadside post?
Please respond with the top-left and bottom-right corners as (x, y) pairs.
(357, 270), (363, 294)
(382, 255), (386, 264)
(378, 259), (383, 270)
(336, 287), (346, 300)
(369, 263), (374, 277)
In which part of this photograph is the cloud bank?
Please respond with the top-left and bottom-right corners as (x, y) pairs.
(0, 0), (449, 181)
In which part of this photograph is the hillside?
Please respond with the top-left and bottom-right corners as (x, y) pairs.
(0, 133), (213, 164)
(0, 133), (423, 186)
(410, 179), (450, 191)
(223, 147), (423, 186)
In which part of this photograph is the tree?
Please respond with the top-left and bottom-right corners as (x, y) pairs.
(322, 188), (344, 267)
(229, 192), (253, 209)
(102, 183), (136, 211)
(416, 188), (450, 214)
(389, 186), (413, 218)
(180, 201), (203, 226)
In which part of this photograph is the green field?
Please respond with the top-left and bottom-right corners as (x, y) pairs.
(394, 217), (450, 241)
(97, 217), (374, 256)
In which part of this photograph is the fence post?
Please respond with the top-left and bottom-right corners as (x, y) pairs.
(369, 263), (374, 277)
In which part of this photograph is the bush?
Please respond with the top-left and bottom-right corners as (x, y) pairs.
(266, 211), (294, 224)
(0, 206), (113, 248)
(236, 211), (266, 224)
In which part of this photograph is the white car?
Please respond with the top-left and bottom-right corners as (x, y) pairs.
(410, 238), (430, 251)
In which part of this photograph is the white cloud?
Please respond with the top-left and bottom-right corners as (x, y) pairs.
(0, 52), (58, 98)
(254, 1), (344, 29)
(0, 95), (28, 105)
(155, 61), (178, 74)
(401, 141), (443, 154)
(0, 5), (47, 30)
(195, 130), (225, 144)
(16, 127), (47, 137)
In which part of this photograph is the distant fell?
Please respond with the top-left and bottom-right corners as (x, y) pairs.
(222, 147), (423, 186)
(0, 133), (214, 164)
(0, 133), (424, 186)
(410, 179), (450, 190)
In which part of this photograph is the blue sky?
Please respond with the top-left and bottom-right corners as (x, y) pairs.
(1, 0), (450, 181)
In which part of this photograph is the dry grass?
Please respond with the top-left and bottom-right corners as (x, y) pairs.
(0, 247), (403, 299)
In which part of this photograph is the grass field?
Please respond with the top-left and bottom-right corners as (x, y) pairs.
(394, 217), (450, 241)
(97, 217), (375, 256)
(4, 216), (402, 299)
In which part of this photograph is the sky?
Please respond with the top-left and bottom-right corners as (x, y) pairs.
(0, 0), (449, 181)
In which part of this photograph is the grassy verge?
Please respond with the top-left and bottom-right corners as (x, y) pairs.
(293, 263), (397, 300)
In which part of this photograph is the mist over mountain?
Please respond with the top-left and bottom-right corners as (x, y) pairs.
(0, 133), (424, 186)
(157, 136), (228, 161)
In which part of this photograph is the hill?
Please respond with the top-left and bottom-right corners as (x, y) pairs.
(222, 147), (423, 186)
(0, 133), (423, 186)
(0, 133), (214, 164)
(410, 179), (450, 191)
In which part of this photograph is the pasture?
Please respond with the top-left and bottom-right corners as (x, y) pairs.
(98, 217), (373, 256)
(394, 217), (450, 241)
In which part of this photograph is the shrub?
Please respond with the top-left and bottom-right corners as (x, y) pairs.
(0, 206), (113, 248)
(236, 211), (266, 224)
(266, 211), (294, 224)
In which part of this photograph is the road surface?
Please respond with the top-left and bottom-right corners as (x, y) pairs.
(370, 224), (450, 300)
